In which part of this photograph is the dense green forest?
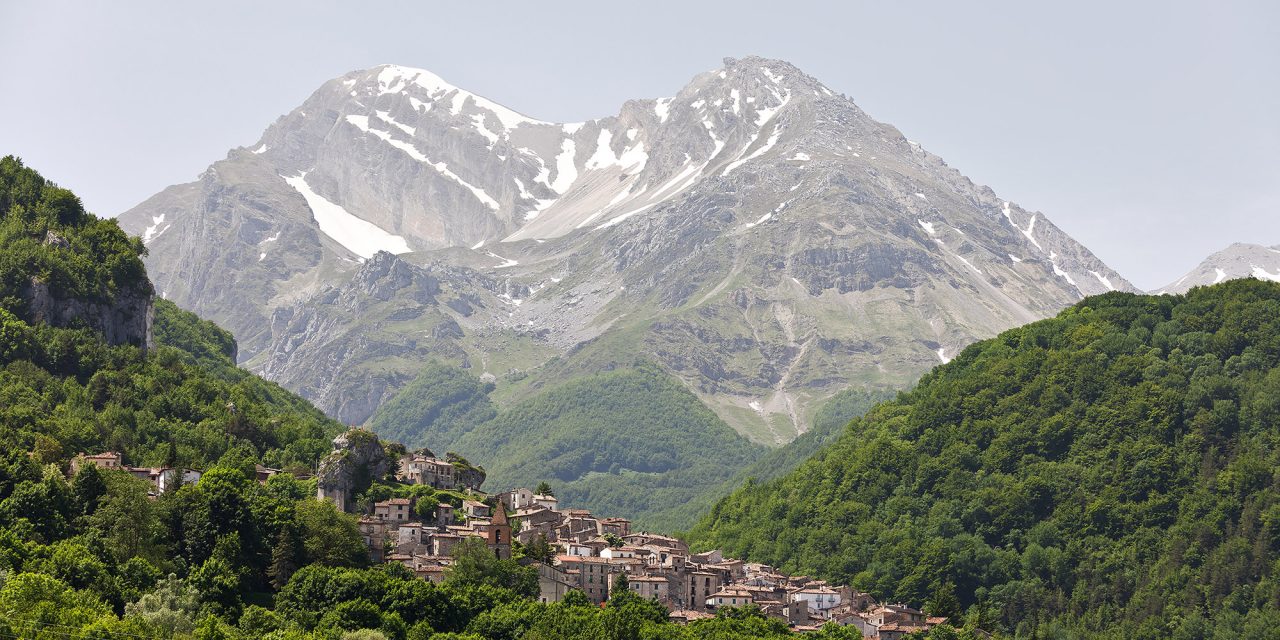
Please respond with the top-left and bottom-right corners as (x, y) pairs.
(690, 280), (1280, 638)
(367, 361), (498, 450)
(726, 387), (894, 489)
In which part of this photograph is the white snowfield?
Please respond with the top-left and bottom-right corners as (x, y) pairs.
(283, 172), (411, 259)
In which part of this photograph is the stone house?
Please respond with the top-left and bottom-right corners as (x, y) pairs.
(435, 503), (455, 529)
(395, 523), (429, 554)
(358, 517), (388, 563)
(429, 532), (463, 557)
(398, 454), (456, 489)
(668, 609), (714, 624)
(599, 517), (631, 537)
(74, 452), (123, 473)
(706, 585), (755, 608)
(536, 562), (576, 603)
(499, 487), (536, 510)
(556, 555), (623, 604)
(791, 585), (842, 613)
(641, 545), (687, 571)
(686, 570), (723, 611)
(690, 550), (724, 564)
(415, 563), (447, 584)
(254, 464), (280, 484)
(374, 498), (413, 523)
(567, 539), (607, 557)
(600, 545), (640, 560)
(513, 506), (561, 545)
(627, 574), (671, 602)
(870, 604), (927, 627)
(463, 499), (491, 519)
(624, 533), (688, 555)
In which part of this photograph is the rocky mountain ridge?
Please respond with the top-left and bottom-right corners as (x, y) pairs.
(119, 56), (1134, 443)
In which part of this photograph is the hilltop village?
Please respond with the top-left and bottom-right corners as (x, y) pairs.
(314, 429), (955, 638)
(71, 428), (956, 637)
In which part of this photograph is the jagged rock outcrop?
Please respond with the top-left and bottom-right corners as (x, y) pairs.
(315, 428), (390, 512)
(446, 452), (486, 491)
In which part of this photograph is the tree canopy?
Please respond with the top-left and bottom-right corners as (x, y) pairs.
(690, 280), (1280, 638)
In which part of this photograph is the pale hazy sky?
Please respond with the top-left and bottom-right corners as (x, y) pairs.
(1, 1), (1276, 290)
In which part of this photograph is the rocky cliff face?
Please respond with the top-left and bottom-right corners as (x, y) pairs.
(1155, 243), (1280, 294)
(120, 56), (1134, 443)
(22, 277), (153, 349)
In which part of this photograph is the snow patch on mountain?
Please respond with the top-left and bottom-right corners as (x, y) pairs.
(654, 98), (672, 123)
(1090, 270), (1116, 291)
(346, 114), (499, 210)
(1051, 262), (1079, 290)
(375, 111), (416, 137)
(142, 214), (170, 244)
(551, 139), (578, 193)
(283, 172), (410, 259)
(1252, 266), (1280, 282)
(376, 64), (549, 130)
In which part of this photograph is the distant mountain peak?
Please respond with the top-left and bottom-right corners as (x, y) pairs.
(1155, 242), (1280, 294)
(359, 63), (554, 129)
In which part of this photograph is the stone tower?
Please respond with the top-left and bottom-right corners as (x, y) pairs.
(488, 502), (512, 560)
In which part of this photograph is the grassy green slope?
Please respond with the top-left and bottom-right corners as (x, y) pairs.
(688, 280), (1280, 636)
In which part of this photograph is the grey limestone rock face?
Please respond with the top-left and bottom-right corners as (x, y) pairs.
(22, 277), (153, 349)
(119, 56), (1135, 443)
(315, 428), (391, 512)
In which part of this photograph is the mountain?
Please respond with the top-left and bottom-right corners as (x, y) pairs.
(1156, 242), (1280, 294)
(689, 280), (1280, 636)
(118, 57), (1134, 453)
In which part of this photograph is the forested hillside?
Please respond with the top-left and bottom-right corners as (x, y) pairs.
(366, 361), (498, 450)
(690, 280), (1280, 638)
(0, 156), (149, 311)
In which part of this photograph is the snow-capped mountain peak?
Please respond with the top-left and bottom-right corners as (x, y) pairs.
(1155, 242), (1280, 294)
(118, 56), (1135, 436)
